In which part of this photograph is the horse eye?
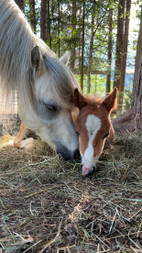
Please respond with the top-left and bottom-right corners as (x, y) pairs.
(103, 132), (109, 139)
(76, 131), (80, 136)
(45, 104), (58, 112)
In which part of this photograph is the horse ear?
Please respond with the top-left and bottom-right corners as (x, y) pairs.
(31, 46), (43, 75)
(73, 88), (87, 110)
(102, 88), (118, 112)
(60, 52), (70, 65)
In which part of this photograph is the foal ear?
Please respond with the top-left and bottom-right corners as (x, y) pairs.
(73, 88), (87, 110)
(102, 88), (118, 112)
(72, 108), (80, 123)
(31, 46), (43, 75)
(60, 52), (70, 66)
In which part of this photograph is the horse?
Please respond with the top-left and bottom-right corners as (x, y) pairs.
(0, 0), (80, 161)
(72, 88), (118, 176)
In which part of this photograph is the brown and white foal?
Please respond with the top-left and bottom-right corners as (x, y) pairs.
(72, 88), (118, 176)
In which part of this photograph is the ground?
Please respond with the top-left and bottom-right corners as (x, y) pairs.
(0, 122), (142, 253)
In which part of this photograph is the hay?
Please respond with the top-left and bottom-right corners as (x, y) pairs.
(0, 129), (142, 252)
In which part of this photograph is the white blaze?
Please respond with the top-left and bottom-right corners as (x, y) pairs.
(81, 115), (101, 166)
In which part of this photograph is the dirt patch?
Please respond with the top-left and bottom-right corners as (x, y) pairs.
(0, 131), (142, 252)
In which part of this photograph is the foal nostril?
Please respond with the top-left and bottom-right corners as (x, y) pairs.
(80, 165), (96, 177)
(73, 149), (81, 161)
(86, 166), (96, 177)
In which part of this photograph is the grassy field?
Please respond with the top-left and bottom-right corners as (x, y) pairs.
(0, 123), (142, 252)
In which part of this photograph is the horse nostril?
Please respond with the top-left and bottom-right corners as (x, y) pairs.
(73, 149), (81, 161)
(56, 146), (72, 161)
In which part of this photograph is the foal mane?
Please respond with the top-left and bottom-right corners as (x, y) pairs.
(84, 94), (102, 107)
(0, 0), (79, 110)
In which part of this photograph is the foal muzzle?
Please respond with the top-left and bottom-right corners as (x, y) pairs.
(80, 164), (97, 177)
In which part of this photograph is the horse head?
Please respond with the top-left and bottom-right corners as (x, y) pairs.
(20, 46), (80, 161)
(72, 88), (118, 176)
(0, 1), (80, 161)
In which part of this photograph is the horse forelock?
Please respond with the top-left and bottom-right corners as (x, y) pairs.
(43, 55), (79, 109)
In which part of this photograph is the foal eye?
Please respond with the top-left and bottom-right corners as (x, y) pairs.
(103, 132), (109, 139)
(45, 104), (58, 112)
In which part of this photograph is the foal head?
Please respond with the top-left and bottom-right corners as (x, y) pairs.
(73, 88), (118, 176)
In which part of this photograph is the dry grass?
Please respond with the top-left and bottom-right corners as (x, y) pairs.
(0, 122), (142, 252)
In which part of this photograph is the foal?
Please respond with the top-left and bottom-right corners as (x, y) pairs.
(72, 88), (118, 176)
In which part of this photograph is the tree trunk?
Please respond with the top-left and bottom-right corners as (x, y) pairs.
(40, 0), (47, 42)
(116, 0), (131, 111)
(95, 74), (97, 94)
(113, 53), (142, 132)
(29, 0), (36, 34)
(120, 0), (131, 93)
(113, 0), (125, 90)
(70, 0), (76, 71)
(80, 0), (85, 92)
(131, 54), (142, 113)
(78, 8), (82, 75)
(15, 0), (24, 10)
(57, 0), (61, 57)
(106, 6), (113, 93)
(87, 4), (95, 93)
(47, 0), (51, 48)
(133, 6), (142, 91)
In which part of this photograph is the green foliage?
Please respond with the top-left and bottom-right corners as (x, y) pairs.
(23, 0), (141, 105)
(76, 74), (108, 95)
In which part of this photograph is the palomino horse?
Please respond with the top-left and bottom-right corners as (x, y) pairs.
(72, 88), (118, 176)
(0, 0), (80, 160)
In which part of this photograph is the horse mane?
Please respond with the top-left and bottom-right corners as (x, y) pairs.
(0, 0), (78, 111)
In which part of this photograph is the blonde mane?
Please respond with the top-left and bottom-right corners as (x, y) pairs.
(84, 93), (102, 107)
(0, 0), (78, 110)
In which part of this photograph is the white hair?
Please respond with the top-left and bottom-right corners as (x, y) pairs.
(0, 0), (80, 161)
(0, 0), (79, 111)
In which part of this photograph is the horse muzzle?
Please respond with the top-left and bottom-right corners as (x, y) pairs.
(56, 145), (80, 161)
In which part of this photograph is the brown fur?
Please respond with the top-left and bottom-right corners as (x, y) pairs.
(73, 88), (118, 162)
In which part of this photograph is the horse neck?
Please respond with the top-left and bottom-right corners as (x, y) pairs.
(0, 1), (52, 90)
